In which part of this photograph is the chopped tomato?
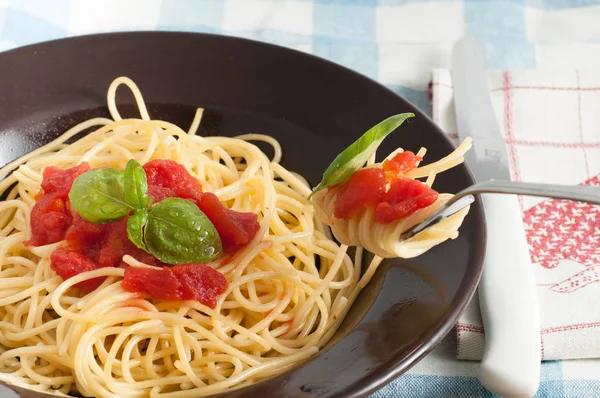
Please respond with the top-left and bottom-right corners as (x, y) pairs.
(29, 159), (252, 305)
(65, 213), (110, 257)
(122, 266), (181, 301)
(332, 155), (438, 224)
(50, 248), (105, 293)
(382, 151), (421, 180)
(121, 264), (228, 308)
(26, 163), (91, 246)
(144, 159), (203, 204)
(198, 192), (260, 252)
(50, 215), (164, 295)
(40, 163), (91, 198)
(373, 178), (439, 223)
(333, 168), (385, 219)
(27, 194), (71, 246)
(95, 218), (131, 268)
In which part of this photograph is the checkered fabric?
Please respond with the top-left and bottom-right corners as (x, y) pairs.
(1, 1), (600, 397)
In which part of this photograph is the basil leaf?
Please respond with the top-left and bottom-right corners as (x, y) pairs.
(127, 210), (148, 251)
(124, 159), (148, 210)
(69, 168), (132, 223)
(144, 198), (222, 265)
(308, 113), (415, 198)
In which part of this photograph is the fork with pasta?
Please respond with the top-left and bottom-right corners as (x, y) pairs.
(310, 114), (473, 259)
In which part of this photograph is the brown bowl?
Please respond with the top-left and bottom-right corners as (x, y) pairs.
(0, 32), (485, 398)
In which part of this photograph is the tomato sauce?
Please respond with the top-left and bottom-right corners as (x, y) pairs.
(332, 151), (439, 224)
(28, 159), (260, 307)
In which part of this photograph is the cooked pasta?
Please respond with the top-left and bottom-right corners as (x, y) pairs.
(0, 77), (469, 398)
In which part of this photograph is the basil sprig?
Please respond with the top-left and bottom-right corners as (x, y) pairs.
(308, 113), (415, 199)
(69, 159), (222, 265)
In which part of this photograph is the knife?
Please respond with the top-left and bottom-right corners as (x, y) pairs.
(451, 37), (541, 397)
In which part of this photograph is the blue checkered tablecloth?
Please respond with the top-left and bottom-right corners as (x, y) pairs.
(1, 1), (600, 397)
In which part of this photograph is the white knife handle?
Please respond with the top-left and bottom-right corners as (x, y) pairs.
(478, 194), (541, 398)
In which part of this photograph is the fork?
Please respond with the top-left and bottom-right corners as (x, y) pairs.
(400, 180), (600, 240)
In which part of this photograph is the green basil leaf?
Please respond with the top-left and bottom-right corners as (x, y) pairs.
(144, 198), (222, 265)
(308, 113), (415, 199)
(124, 159), (148, 210)
(127, 209), (148, 251)
(69, 168), (132, 223)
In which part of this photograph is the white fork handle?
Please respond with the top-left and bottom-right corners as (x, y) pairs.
(478, 194), (541, 397)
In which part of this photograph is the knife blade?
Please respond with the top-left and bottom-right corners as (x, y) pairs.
(451, 37), (541, 398)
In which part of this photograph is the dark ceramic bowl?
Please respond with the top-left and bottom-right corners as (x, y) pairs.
(0, 32), (485, 398)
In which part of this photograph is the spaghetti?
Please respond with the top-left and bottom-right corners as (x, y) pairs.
(0, 77), (469, 397)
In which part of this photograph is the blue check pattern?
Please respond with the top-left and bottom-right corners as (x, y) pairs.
(1, 1), (600, 397)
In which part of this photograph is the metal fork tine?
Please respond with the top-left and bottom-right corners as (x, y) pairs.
(399, 179), (600, 241)
(400, 195), (475, 240)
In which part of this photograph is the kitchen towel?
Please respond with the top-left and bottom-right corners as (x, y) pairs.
(431, 68), (600, 361)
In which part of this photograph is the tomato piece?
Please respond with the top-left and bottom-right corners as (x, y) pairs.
(41, 163), (91, 198)
(198, 193), (260, 252)
(333, 168), (385, 220)
(382, 151), (421, 180)
(27, 163), (92, 246)
(65, 214), (109, 258)
(172, 264), (228, 306)
(50, 248), (105, 293)
(121, 263), (228, 308)
(374, 178), (439, 224)
(121, 266), (181, 301)
(26, 194), (71, 246)
(97, 218), (131, 268)
(143, 159), (203, 204)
